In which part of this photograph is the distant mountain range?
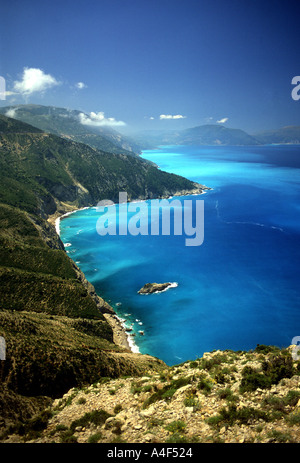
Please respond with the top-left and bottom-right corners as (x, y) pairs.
(132, 125), (259, 148)
(0, 104), (299, 150)
(254, 126), (300, 145)
(132, 124), (300, 148)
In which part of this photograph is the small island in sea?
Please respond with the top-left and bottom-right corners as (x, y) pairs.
(138, 282), (178, 295)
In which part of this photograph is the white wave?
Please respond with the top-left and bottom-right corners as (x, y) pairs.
(215, 200), (285, 233)
(55, 207), (90, 236)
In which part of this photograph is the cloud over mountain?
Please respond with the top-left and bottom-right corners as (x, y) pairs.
(78, 111), (126, 127)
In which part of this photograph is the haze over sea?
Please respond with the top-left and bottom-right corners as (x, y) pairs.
(60, 145), (300, 365)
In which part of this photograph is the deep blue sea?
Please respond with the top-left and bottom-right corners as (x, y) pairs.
(60, 145), (300, 365)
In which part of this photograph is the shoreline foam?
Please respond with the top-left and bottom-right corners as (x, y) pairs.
(55, 207), (90, 236)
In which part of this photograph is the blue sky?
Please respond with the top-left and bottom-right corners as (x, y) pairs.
(0, 0), (299, 133)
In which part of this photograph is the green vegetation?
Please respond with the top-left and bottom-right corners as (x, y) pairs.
(88, 432), (103, 443)
(239, 350), (297, 393)
(0, 114), (201, 216)
(0, 104), (141, 156)
(70, 409), (112, 432)
(207, 404), (271, 428)
(165, 420), (186, 433)
(142, 376), (193, 408)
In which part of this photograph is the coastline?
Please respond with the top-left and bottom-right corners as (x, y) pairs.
(49, 183), (211, 356)
(52, 207), (139, 354)
(103, 313), (135, 352)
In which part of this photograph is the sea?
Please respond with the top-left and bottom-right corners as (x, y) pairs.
(59, 144), (300, 366)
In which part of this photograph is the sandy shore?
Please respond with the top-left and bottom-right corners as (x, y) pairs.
(103, 313), (138, 352)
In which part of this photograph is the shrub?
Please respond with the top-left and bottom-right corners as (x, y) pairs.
(266, 429), (295, 443)
(114, 404), (123, 414)
(184, 396), (200, 409)
(77, 397), (86, 405)
(206, 405), (270, 427)
(165, 433), (190, 443)
(261, 353), (295, 384)
(239, 366), (272, 392)
(142, 376), (192, 408)
(88, 432), (102, 443)
(165, 420), (186, 434)
(197, 375), (214, 394)
(241, 352), (297, 393)
(60, 429), (78, 443)
(70, 409), (112, 432)
(199, 354), (229, 371)
(189, 361), (198, 368)
(263, 390), (300, 414)
(286, 410), (300, 426)
(217, 387), (236, 401)
(254, 344), (280, 354)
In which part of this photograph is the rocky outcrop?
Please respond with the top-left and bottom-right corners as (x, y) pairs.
(138, 282), (178, 294)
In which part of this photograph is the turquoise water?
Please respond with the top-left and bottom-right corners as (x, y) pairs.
(60, 145), (300, 365)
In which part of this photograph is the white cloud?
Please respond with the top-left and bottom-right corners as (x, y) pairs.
(5, 108), (18, 118)
(13, 67), (59, 95)
(75, 82), (87, 89)
(159, 114), (186, 120)
(78, 111), (126, 127)
(216, 117), (228, 124)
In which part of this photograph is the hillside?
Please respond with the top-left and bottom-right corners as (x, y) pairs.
(0, 105), (142, 157)
(0, 114), (207, 219)
(2, 346), (300, 444)
(254, 126), (300, 145)
(0, 114), (208, 435)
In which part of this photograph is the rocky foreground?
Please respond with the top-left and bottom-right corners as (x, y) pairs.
(2, 345), (300, 444)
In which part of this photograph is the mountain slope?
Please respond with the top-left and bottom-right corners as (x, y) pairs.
(0, 104), (142, 156)
(0, 114), (208, 219)
(254, 126), (300, 144)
